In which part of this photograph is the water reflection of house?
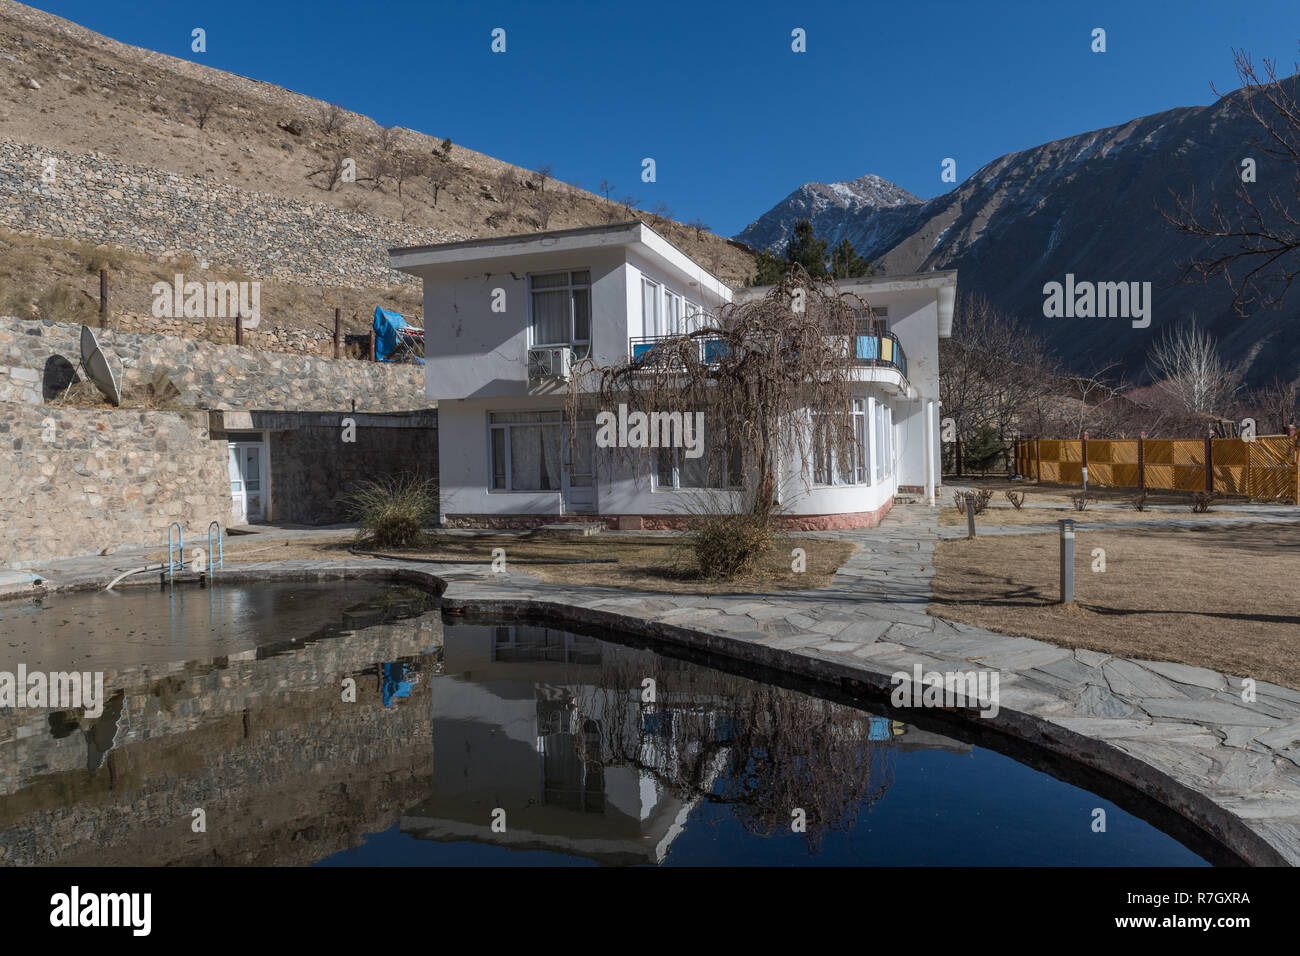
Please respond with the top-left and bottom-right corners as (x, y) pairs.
(400, 624), (729, 865)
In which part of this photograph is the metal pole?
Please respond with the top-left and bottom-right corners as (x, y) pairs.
(334, 307), (342, 359)
(1081, 431), (1089, 493)
(966, 492), (976, 539)
(99, 269), (108, 329)
(235, 314), (244, 346)
(369, 329), (377, 362)
(1059, 519), (1075, 604)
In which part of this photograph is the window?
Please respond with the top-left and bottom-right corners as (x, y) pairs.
(489, 410), (562, 491)
(641, 277), (660, 336)
(814, 399), (870, 486)
(655, 423), (742, 489)
(874, 403), (893, 482)
(530, 271), (591, 354)
(664, 290), (683, 335)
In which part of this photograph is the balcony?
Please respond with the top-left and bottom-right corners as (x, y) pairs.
(628, 331), (907, 380)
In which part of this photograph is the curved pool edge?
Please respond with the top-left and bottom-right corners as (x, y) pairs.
(18, 562), (1299, 868)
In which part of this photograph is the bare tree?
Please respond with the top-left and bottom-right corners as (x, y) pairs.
(568, 268), (862, 523)
(1146, 322), (1241, 417)
(1238, 375), (1299, 432)
(427, 162), (451, 207)
(495, 168), (522, 215)
(598, 178), (615, 202)
(306, 148), (349, 191)
(1161, 48), (1300, 312)
(189, 91), (217, 130)
(534, 189), (559, 229)
(535, 163), (553, 192)
(688, 217), (710, 241)
(321, 102), (344, 135)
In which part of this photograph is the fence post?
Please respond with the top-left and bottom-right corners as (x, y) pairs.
(1204, 428), (1214, 494)
(955, 434), (963, 478)
(98, 269), (108, 329)
(334, 308), (342, 359)
(369, 329), (377, 362)
(235, 314), (243, 346)
(1137, 432), (1146, 492)
(1081, 431), (1089, 493)
(1034, 437), (1041, 481)
(1058, 519), (1075, 604)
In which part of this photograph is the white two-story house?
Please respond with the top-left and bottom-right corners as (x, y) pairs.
(390, 221), (952, 530)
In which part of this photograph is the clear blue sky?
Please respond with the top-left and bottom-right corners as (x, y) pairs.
(28, 0), (1300, 236)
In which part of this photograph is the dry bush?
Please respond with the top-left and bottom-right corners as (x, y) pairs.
(1070, 492), (1097, 511)
(1191, 491), (1217, 513)
(1131, 491), (1149, 511)
(1005, 490), (1026, 510)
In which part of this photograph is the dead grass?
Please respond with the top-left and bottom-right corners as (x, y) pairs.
(170, 533), (855, 594)
(930, 522), (1300, 688)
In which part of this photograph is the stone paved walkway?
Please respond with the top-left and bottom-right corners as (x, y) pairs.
(15, 506), (1300, 866)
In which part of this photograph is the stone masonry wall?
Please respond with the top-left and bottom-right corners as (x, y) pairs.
(0, 140), (462, 290)
(0, 400), (229, 567)
(0, 315), (426, 412)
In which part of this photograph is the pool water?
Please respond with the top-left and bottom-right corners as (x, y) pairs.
(0, 582), (1219, 866)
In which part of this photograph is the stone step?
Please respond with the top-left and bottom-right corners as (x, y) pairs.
(530, 522), (605, 537)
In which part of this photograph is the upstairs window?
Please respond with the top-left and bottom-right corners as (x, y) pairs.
(531, 270), (591, 355)
(641, 277), (661, 336)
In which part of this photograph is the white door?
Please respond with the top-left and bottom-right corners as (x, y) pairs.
(227, 440), (266, 523)
(561, 425), (596, 514)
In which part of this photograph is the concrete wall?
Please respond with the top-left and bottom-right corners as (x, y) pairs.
(0, 401), (229, 567)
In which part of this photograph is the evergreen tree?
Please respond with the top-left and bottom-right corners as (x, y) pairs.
(783, 220), (828, 277)
(750, 249), (787, 286)
(829, 237), (874, 279)
(963, 424), (1005, 474)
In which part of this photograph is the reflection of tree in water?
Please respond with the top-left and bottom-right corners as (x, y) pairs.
(565, 653), (895, 854)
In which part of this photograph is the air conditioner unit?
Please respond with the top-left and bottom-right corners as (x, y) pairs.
(527, 346), (572, 381)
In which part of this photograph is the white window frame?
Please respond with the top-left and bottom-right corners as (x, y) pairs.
(488, 410), (564, 492)
(529, 270), (591, 352)
(641, 277), (661, 337)
(812, 399), (870, 487)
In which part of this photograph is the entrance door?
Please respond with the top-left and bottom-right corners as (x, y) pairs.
(561, 424), (596, 514)
(227, 439), (267, 523)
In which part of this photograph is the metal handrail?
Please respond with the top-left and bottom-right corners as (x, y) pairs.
(166, 522), (183, 584)
(628, 330), (907, 379)
(207, 521), (223, 571)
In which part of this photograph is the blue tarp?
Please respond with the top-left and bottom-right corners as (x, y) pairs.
(373, 307), (425, 364)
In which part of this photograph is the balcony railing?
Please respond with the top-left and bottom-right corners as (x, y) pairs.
(628, 331), (907, 380)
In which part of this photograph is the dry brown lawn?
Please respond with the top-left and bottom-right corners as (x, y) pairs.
(179, 533), (855, 595)
(931, 522), (1300, 688)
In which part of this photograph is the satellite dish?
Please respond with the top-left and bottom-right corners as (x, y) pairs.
(80, 325), (121, 406)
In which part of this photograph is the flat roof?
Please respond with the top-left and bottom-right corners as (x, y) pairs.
(389, 220), (732, 298)
(736, 269), (957, 338)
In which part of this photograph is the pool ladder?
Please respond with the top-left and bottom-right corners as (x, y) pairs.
(165, 522), (224, 585)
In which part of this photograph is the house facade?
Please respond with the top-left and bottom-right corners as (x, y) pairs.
(391, 222), (952, 530)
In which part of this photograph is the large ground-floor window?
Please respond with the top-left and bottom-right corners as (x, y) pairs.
(654, 420), (742, 489)
(874, 402), (894, 483)
(490, 410), (562, 490)
(814, 398), (871, 486)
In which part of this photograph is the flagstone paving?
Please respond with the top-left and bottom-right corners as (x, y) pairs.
(17, 505), (1300, 866)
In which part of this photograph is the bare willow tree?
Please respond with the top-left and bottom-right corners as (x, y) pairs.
(1162, 48), (1300, 312)
(567, 268), (864, 523)
(568, 652), (896, 854)
(1146, 322), (1241, 417)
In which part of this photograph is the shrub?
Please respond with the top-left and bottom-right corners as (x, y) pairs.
(1131, 491), (1148, 511)
(1005, 490), (1025, 510)
(952, 490), (967, 515)
(1191, 492), (1216, 513)
(687, 511), (776, 579)
(339, 473), (438, 549)
(974, 489), (994, 514)
(1069, 492), (1096, 511)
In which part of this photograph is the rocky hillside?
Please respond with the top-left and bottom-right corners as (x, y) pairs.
(738, 87), (1300, 388)
(0, 0), (755, 352)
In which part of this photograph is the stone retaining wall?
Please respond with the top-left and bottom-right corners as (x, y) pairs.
(0, 400), (229, 566)
(0, 315), (425, 412)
